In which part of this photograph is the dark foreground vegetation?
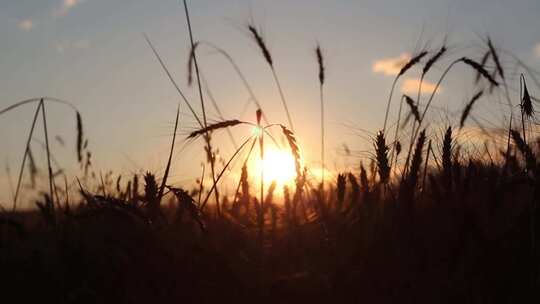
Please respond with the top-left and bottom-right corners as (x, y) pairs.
(2, 135), (540, 303)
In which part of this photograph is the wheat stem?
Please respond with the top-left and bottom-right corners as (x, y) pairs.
(520, 74), (527, 145)
(383, 77), (399, 134)
(232, 139), (258, 205)
(144, 34), (202, 128)
(320, 84), (325, 193)
(197, 42), (271, 126)
(40, 99), (55, 211)
(182, 0), (221, 216)
(12, 101), (43, 211)
(271, 68), (294, 131)
(404, 59), (460, 176)
(390, 95), (406, 174)
(201, 135), (255, 210)
(197, 164), (205, 207)
(158, 105), (180, 205)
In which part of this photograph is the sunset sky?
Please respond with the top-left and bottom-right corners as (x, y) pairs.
(1, 0), (540, 207)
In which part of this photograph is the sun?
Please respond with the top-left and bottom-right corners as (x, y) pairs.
(251, 147), (297, 187)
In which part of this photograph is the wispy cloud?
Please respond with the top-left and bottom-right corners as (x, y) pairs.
(54, 0), (84, 17)
(401, 78), (440, 95)
(373, 53), (411, 76)
(18, 19), (34, 31)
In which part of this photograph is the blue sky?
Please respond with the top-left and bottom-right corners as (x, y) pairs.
(1, 0), (540, 207)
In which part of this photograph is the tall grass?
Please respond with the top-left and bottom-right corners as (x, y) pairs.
(182, 0), (223, 216)
(382, 51), (428, 133)
(248, 24), (295, 131)
(0, 97), (79, 211)
(316, 44), (325, 191)
(40, 100), (55, 212)
(12, 102), (42, 210)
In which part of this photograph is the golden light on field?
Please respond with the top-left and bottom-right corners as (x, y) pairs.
(251, 147), (297, 188)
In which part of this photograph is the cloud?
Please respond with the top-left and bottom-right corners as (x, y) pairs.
(401, 78), (441, 95)
(535, 43), (540, 58)
(54, 0), (84, 17)
(18, 19), (34, 31)
(373, 53), (411, 76)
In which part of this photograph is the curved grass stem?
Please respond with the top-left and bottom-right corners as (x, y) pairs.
(271, 68), (294, 131)
(12, 102), (43, 211)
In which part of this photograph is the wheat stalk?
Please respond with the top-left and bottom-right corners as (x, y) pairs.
(76, 111), (83, 163)
(521, 75), (534, 118)
(157, 106), (180, 208)
(475, 51), (491, 84)
(188, 120), (245, 139)
(200, 75), (239, 149)
(248, 24), (294, 130)
(461, 57), (499, 86)
(27, 146), (38, 189)
(374, 131), (391, 184)
(201, 136), (255, 210)
(390, 95), (407, 173)
(406, 129), (426, 190)
(487, 37), (504, 80)
(182, 0), (224, 216)
(422, 139), (432, 193)
(248, 25), (273, 67)
(144, 34), (202, 127)
(423, 45), (447, 76)
(460, 90), (484, 129)
(194, 41), (271, 126)
(404, 57), (499, 173)
(40, 99), (55, 212)
(442, 126), (453, 187)
(383, 51), (428, 133)
(405, 95), (421, 123)
(411, 45), (446, 145)
(0, 97), (76, 117)
(316, 44), (325, 191)
(13, 102), (43, 211)
(280, 125), (302, 176)
(187, 41), (200, 86)
(511, 129), (535, 171)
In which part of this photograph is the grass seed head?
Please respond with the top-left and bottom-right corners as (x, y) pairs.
(187, 41), (200, 86)
(475, 51), (491, 84)
(487, 37), (504, 80)
(442, 126), (453, 181)
(461, 57), (499, 87)
(423, 45), (446, 75)
(316, 45), (325, 85)
(188, 120), (244, 139)
(460, 90), (484, 128)
(76, 111), (83, 163)
(522, 78), (534, 118)
(374, 131), (391, 184)
(398, 51), (428, 77)
(248, 25), (273, 67)
(404, 95), (420, 123)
